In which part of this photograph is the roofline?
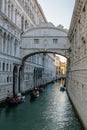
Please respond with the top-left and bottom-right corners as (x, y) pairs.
(68, 0), (85, 38)
(35, 0), (47, 22)
(22, 23), (68, 35)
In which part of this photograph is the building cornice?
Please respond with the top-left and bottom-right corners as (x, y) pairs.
(68, 0), (86, 38)
(35, 0), (47, 22)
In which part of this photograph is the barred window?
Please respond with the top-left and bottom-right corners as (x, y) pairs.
(34, 39), (39, 44)
(53, 39), (58, 44)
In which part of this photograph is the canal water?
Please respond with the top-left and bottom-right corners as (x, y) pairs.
(0, 82), (84, 130)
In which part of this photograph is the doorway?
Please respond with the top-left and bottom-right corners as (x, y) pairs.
(13, 66), (18, 96)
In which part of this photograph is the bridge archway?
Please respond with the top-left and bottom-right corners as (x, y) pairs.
(20, 23), (69, 91)
(21, 22), (70, 61)
(22, 51), (68, 64)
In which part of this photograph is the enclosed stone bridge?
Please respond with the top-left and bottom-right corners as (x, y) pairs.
(21, 22), (70, 62)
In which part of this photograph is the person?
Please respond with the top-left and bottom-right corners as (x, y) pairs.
(17, 92), (21, 97)
(7, 90), (10, 98)
(17, 92), (22, 100)
(17, 92), (25, 101)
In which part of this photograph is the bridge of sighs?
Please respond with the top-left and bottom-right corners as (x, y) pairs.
(16, 23), (70, 93)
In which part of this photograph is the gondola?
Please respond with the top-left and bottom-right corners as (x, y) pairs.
(6, 96), (25, 106)
(6, 97), (19, 106)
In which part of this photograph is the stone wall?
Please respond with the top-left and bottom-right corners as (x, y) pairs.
(68, 0), (87, 129)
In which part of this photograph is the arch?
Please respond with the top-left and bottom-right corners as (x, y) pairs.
(21, 22), (70, 61)
(22, 51), (68, 64)
(20, 23), (68, 91)
(13, 66), (18, 96)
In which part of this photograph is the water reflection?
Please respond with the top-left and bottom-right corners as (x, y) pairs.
(0, 82), (84, 130)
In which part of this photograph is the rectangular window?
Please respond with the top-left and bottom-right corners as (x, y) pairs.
(34, 39), (39, 44)
(53, 39), (58, 44)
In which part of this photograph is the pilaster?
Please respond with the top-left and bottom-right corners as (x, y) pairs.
(12, 38), (15, 56)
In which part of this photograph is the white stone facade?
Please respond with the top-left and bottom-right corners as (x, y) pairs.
(0, 0), (56, 101)
(21, 22), (70, 59)
(68, 0), (87, 129)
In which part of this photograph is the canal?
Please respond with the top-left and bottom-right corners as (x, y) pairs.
(0, 82), (84, 130)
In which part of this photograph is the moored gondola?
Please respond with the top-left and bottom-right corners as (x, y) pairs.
(6, 97), (19, 106)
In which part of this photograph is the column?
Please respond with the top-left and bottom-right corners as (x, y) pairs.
(19, 14), (21, 28)
(6, 0), (8, 16)
(12, 38), (15, 56)
(10, 36), (13, 55)
(5, 33), (7, 54)
(13, 6), (15, 23)
(16, 40), (19, 57)
(9, 35), (11, 55)
(9, 2), (11, 19)
(8, 35), (11, 55)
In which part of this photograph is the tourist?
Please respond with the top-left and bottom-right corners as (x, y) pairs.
(7, 90), (10, 98)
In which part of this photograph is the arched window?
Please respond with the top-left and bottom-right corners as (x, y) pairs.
(3, 32), (7, 53)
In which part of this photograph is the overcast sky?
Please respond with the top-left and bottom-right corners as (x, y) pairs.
(38, 0), (75, 29)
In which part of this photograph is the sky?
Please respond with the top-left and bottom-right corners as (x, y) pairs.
(38, 0), (75, 29)
(57, 55), (67, 62)
(37, 0), (75, 62)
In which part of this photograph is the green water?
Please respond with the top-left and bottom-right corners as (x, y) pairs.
(0, 82), (84, 130)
